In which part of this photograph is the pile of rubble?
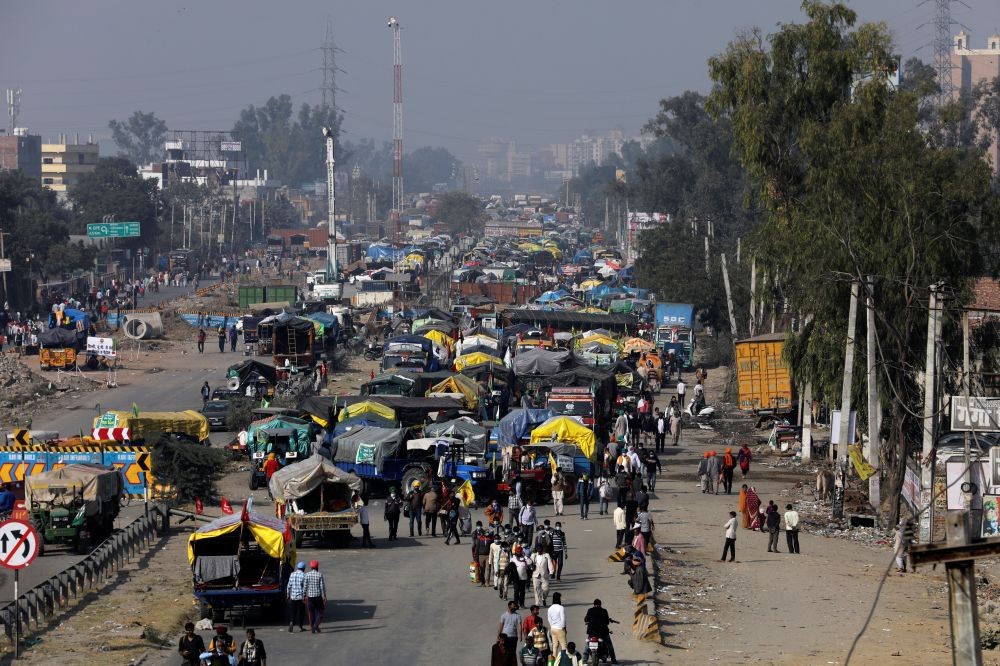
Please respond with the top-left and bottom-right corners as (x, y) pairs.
(0, 354), (98, 416)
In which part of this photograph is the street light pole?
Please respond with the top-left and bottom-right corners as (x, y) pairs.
(323, 127), (341, 298)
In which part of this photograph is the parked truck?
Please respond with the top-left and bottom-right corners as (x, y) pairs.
(269, 456), (361, 547)
(734, 333), (795, 415)
(26, 464), (124, 554)
(654, 302), (696, 369)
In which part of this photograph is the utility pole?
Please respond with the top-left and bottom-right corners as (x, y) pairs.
(836, 281), (860, 465)
(0, 230), (8, 307)
(720, 254), (738, 338)
(801, 382), (814, 462)
(323, 127), (341, 298)
(920, 285), (940, 543)
(963, 310), (971, 489)
(749, 258), (757, 337)
(865, 277), (880, 514)
(388, 16), (404, 218)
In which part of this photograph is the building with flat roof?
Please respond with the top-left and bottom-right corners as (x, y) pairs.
(952, 30), (1000, 170)
(0, 129), (41, 179)
(41, 136), (98, 194)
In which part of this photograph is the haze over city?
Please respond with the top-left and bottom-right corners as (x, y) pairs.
(3, 0), (999, 163)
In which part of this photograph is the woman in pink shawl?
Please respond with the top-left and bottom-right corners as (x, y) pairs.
(746, 486), (762, 530)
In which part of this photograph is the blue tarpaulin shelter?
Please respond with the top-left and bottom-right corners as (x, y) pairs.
(496, 408), (555, 447)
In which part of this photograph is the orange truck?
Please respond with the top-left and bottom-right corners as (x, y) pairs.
(735, 333), (795, 415)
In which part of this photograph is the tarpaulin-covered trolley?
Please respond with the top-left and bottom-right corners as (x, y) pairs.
(269, 457), (362, 547)
(188, 510), (293, 623)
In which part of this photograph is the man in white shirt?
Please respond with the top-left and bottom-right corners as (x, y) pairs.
(547, 592), (568, 655)
(531, 548), (554, 607)
(784, 503), (801, 554)
(720, 511), (737, 562)
(676, 379), (686, 407)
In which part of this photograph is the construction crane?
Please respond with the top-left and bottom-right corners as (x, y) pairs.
(388, 16), (404, 228)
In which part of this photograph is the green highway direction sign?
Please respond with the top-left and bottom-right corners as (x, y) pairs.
(87, 221), (141, 238)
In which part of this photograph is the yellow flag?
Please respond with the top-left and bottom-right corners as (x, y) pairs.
(549, 453), (558, 474)
(848, 444), (877, 481)
(457, 479), (476, 507)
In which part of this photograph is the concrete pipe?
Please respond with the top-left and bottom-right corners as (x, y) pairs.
(123, 313), (164, 340)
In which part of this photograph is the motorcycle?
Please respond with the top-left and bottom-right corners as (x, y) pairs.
(363, 344), (383, 361)
(584, 621), (618, 664)
(682, 395), (715, 426)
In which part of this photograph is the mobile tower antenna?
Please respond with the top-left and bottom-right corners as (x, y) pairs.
(388, 16), (404, 220)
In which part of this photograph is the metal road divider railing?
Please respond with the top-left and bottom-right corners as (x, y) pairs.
(0, 504), (168, 643)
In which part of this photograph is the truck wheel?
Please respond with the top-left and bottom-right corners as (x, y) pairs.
(249, 474), (259, 491)
(401, 467), (429, 494)
(212, 609), (226, 624)
(564, 476), (579, 503)
(294, 530), (304, 548)
(198, 601), (212, 620)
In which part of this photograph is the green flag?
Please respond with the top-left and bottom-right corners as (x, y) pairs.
(132, 402), (140, 417)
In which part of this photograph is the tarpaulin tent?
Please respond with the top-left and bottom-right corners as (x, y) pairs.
(427, 374), (482, 408)
(92, 410), (209, 443)
(362, 371), (421, 397)
(421, 329), (454, 352)
(38, 327), (79, 347)
(329, 426), (406, 468)
(268, 456), (362, 505)
(456, 335), (498, 355)
(424, 418), (489, 452)
(512, 348), (571, 375)
(496, 408), (555, 447)
(332, 415), (396, 437)
(187, 511), (290, 566)
(227, 359), (278, 388)
(454, 351), (504, 371)
(25, 464), (122, 516)
(246, 414), (316, 451)
(578, 333), (618, 348)
(622, 337), (655, 354)
(529, 416), (596, 459)
(338, 400), (396, 423)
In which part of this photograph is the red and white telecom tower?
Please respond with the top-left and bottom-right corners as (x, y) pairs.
(388, 16), (404, 226)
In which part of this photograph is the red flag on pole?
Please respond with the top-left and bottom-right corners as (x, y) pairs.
(195, 498), (204, 515)
(283, 519), (292, 544)
(240, 499), (250, 523)
(220, 497), (234, 515)
(370, 370), (375, 380)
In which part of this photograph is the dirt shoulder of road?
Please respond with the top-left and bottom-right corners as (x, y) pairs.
(18, 525), (198, 666)
(648, 365), (971, 664)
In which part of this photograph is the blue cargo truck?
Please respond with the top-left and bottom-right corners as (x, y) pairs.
(654, 302), (696, 369)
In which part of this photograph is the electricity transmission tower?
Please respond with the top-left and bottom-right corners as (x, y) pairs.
(932, 0), (959, 107)
(321, 18), (343, 112)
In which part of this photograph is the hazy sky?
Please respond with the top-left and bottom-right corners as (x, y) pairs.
(3, 1), (999, 162)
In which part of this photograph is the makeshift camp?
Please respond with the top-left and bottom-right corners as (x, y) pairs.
(269, 457), (361, 545)
(622, 337), (655, 354)
(226, 359), (278, 391)
(421, 328), (455, 353)
(528, 416), (596, 459)
(337, 400), (396, 423)
(424, 418), (489, 452)
(332, 415), (396, 437)
(329, 426), (406, 468)
(188, 510), (292, 620)
(454, 351), (504, 371)
(427, 374), (482, 409)
(496, 409), (555, 447)
(512, 348), (571, 375)
(246, 415), (316, 456)
(455, 334), (498, 355)
(258, 312), (315, 368)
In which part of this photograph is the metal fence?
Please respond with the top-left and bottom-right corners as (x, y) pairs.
(0, 505), (166, 643)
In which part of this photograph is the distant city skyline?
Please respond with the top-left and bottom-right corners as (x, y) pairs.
(2, 1), (999, 168)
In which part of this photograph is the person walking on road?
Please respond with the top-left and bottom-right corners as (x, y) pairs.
(738, 484), (750, 529)
(519, 636), (541, 666)
(511, 544), (531, 606)
(551, 470), (566, 516)
(177, 622), (205, 666)
(596, 472), (613, 516)
(654, 408), (667, 452)
(613, 503), (627, 549)
(720, 511), (738, 562)
(492, 633), (517, 666)
(738, 443), (753, 479)
(228, 325), (238, 352)
(697, 452), (710, 493)
(237, 628), (267, 666)
(499, 601), (522, 653)
(706, 450), (720, 495)
(531, 545), (554, 607)
(577, 474), (593, 519)
(720, 448), (736, 494)
(200, 381), (211, 407)
(670, 406), (682, 447)
(613, 410), (628, 445)
(197, 328), (206, 354)
(304, 560), (327, 633)
(527, 616), (551, 662)
(676, 378), (686, 409)
(286, 561), (307, 632)
(406, 481), (423, 537)
(766, 501), (781, 552)
(443, 494), (461, 545)
(642, 449), (661, 491)
(550, 522), (567, 580)
(207, 624), (236, 666)
(423, 485), (439, 536)
(384, 487), (403, 541)
(357, 495), (375, 548)
(784, 503), (801, 554)
(474, 524), (493, 585)
(217, 326), (226, 352)
(520, 500), (537, 545)
(548, 592), (568, 656)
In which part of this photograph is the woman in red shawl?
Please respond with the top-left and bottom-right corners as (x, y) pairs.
(745, 486), (762, 530)
(737, 443), (753, 479)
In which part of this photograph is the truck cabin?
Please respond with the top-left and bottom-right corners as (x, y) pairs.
(545, 388), (596, 427)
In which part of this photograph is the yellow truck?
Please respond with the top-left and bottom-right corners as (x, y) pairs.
(735, 333), (795, 414)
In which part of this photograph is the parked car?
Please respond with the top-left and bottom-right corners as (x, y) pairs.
(201, 400), (230, 431)
(935, 431), (1000, 461)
